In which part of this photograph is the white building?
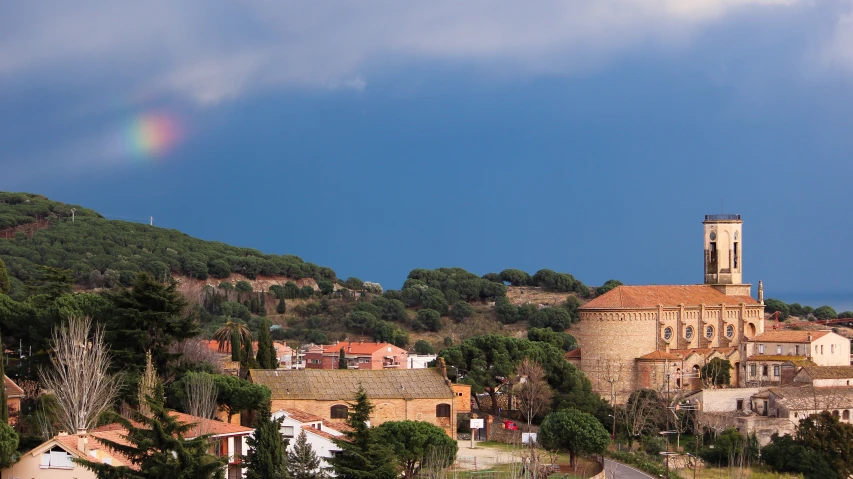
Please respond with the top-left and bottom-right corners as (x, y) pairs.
(272, 409), (348, 471)
(408, 354), (437, 369)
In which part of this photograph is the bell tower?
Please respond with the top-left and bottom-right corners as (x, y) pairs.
(703, 214), (751, 296)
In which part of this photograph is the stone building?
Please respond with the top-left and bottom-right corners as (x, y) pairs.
(249, 361), (463, 438)
(573, 214), (766, 402)
(739, 330), (849, 386)
(304, 341), (409, 370)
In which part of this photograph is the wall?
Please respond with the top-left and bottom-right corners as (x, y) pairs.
(698, 388), (762, 413)
(452, 384), (471, 413)
(1, 449), (98, 479)
(812, 334), (850, 366)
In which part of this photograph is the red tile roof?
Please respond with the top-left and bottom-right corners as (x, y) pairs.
(318, 341), (406, 356)
(564, 349), (581, 359)
(637, 350), (683, 361)
(282, 409), (324, 423)
(170, 412), (253, 437)
(322, 420), (351, 433)
(4, 376), (24, 398)
(751, 330), (831, 343)
(302, 424), (340, 442)
(54, 432), (136, 469)
(581, 285), (757, 309)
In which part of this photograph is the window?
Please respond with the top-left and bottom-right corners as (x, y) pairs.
(750, 364), (757, 376)
(709, 241), (718, 270)
(706, 325), (714, 339)
(280, 426), (295, 438)
(795, 345), (800, 355)
(821, 345), (824, 355)
(311, 359), (320, 364)
(759, 344), (765, 354)
(773, 365), (780, 377)
(777, 345), (782, 355)
(685, 326), (694, 340)
(832, 344), (836, 353)
(845, 411), (850, 421)
(663, 327), (673, 341)
(331, 405), (348, 419)
(436, 404), (451, 417)
(733, 242), (739, 269)
(40, 448), (75, 469)
(762, 365), (768, 376)
(726, 325), (734, 338)
(736, 400), (744, 411)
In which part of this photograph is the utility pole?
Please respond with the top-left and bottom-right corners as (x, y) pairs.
(70, 208), (76, 222)
(149, 216), (153, 226)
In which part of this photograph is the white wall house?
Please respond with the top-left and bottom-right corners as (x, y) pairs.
(273, 409), (346, 470)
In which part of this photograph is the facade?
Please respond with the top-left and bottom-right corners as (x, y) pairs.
(408, 354), (437, 369)
(5, 375), (24, 425)
(740, 331), (850, 386)
(250, 361), (458, 437)
(304, 341), (408, 370)
(573, 214), (766, 402)
(272, 409), (348, 471)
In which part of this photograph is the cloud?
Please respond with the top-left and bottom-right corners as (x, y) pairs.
(0, 0), (805, 106)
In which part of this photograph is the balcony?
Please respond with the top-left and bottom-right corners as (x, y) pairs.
(704, 214), (741, 221)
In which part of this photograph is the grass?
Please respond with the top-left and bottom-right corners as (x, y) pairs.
(674, 464), (803, 479)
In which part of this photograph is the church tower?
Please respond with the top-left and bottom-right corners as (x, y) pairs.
(703, 214), (751, 296)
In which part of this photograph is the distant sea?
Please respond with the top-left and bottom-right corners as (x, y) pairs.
(773, 292), (853, 314)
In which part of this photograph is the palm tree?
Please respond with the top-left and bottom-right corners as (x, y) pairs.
(213, 321), (252, 362)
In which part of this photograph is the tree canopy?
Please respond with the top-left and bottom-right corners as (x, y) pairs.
(539, 409), (609, 466)
(327, 387), (398, 479)
(375, 421), (458, 479)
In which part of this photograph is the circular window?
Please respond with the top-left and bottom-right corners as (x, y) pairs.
(685, 326), (694, 340)
(663, 327), (673, 341)
(706, 325), (715, 339)
(710, 231), (717, 241)
(726, 324), (735, 338)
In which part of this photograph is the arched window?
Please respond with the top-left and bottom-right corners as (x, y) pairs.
(685, 326), (694, 340)
(663, 327), (673, 341)
(844, 410), (850, 421)
(436, 404), (451, 417)
(726, 325), (734, 338)
(331, 405), (348, 419)
(706, 325), (714, 339)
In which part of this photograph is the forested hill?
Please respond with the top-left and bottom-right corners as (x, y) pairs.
(0, 192), (338, 299)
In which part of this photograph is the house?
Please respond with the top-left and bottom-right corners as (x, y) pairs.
(740, 330), (848, 386)
(5, 375), (24, 425)
(272, 409), (349, 471)
(794, 366), (853, 387)
(304, 341), (408, 370)
(202, 340), (301, 370)
(250, 360), (458, 437)
(762, 385), (853, 424)
(408, 354), (437, 369)
(1, 412), (253, 479)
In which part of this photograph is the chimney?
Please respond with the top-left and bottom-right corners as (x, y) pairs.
(758, 281), (764, 304)
(77, 429), (88, 454)
(808, 333), (812, 342)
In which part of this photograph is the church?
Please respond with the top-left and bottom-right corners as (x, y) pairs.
(570, 214), (766, 403)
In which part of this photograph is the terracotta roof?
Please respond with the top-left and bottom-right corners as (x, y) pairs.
(203, 340), (291, 356)
(769, 386), (853, 410)
(52, 432), (136, 469)
(637, 350), (683, 361)
(302, 424), (340, 442)
(250, 368), (454, 400)
(281, 409), (324, 423)
(317, 341), (406, 356)
(581, 285), (757, 309)
(170, 412), (253, 437)
(564, 349), (581, 359)
(750, 330), (831, 343)
(4, 376), (24, 398)
(800, 366), (853, 380)
(322, 420), (351, 433)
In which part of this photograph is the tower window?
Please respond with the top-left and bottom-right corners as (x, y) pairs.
(709, 242), (718, 270)
(726, 325), (734, 338)
(733, 242), (739, 269)
(706, 325), (714, 339)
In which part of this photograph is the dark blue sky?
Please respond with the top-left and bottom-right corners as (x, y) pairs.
(3, 2), (853, 309)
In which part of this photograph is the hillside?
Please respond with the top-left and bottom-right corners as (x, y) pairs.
(0, 192), (598, 352)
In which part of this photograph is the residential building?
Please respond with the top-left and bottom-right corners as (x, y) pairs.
(304, 341), (408, 370)
(794, 365), (853, 387)
(5, 375), (24, 425)
(250, 359), (458, 437)
(272, 409), (348, 471)
(740, 330), (849, 386)
(408, 354), (437, 369)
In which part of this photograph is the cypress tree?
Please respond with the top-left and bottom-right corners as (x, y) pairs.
(288, 429), (322, 479)
(338, 348), (347, 370)
(328, 387), (398, 479)
(243, 403), (290, 479)
(242, 333), (258, 369)
(0, 258), (9, 296)
(276, 298), (286, 315)
(231, 332), (243, 362)
(256, 318), (277, 370)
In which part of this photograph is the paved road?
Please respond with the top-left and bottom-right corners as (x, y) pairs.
(603, 459), (656, 479)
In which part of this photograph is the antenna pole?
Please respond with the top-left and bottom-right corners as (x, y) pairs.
(71, 208), (76, 222)
(150, 216), (153, 226)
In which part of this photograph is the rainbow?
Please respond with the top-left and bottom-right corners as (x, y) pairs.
(124, 112), (183, 158)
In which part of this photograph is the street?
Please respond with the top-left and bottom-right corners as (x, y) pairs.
(603, 459), (656, 479)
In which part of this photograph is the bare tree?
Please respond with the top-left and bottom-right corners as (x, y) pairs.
(513, 358), (553, 432)
(618, 389), (661, 447)
(169, 339), (224, 373)
(38, 315), (122, 434)
(184, 372), (218, 436)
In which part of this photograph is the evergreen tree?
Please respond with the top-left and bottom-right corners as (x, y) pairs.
(0, 258), (9, 295)
(0, 422), (18, 469)
(327, 387), (398, 479)
(288, 430), (324, 479)
(0, 333), (7, 424)
(338, 348), (347, 369)
(243, 403), (290, 479)
(241, 333), (259, 375)
(137, 351), (159, 415)
(256, 318), (278, 370)
(76, 398), (225, 479)
(231, 332), (243, 362)
(276, 298), (286, 315)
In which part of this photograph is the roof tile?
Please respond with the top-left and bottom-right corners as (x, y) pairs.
(250, 368), (454, 400)
(750, 330), (831, 343)
(582, 285), (757, 309)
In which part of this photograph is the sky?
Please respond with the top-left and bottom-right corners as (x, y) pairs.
(3, 1), (853, 310)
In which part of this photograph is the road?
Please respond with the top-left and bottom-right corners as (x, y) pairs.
(603, 459), (656, 479)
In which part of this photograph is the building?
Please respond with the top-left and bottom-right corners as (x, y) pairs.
(272, 409), (349, 471)
(794, 365), (853, 387)
(5, 375), (24, 425)
(573, 214), (766, 402)
(304, 341), (408, 370)
(202, 340), (302, 371)
(249, 361), (459, 437)
(740, 330), (850, 386)
(408, 354), (437, 369)
(1, 412), (252, 479)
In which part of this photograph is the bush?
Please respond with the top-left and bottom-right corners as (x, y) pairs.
(450, 301), (475, 322)
(416, 309), (442, 332)
(495, 297), (518, 324)
(414, 340), (434, 355)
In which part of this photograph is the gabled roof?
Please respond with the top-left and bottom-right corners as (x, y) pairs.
(280, 409), (324, 423)
(314, 341), (406, 356)
(637, 350), (682, 361)
(581, 285), (757, 310)
(170, 412), (253, 437)
(768, 386), (853, 410)
(750, 330), (831, 343)
(799, 366), (853, 380)
(250, 368), (454, 400)
(4, 376), (24, 398)
(30, 432), (135, 469)
(302, 424), (340, 442)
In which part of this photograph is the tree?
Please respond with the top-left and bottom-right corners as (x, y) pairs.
(317, 279), (335, 295)
(764, 298), (791, 320)
(763, 433), (836, 479)
(416, 309), (441, 332)
(0, 334), (7, 424)
(513, 358), (553, 432)
(241, 332), (259, 371)
(414, 340), (434, 355)
(528, 307), (571, 331)
(375, 420), (458, 479)
(0, 258), (9, 295)
(839, 311), (853, 319)
(796, 411), (853, 479)
(184, 372), (218, 436)
(244, 403), (290, 479)
(0, 422), (18, 469)
(137, 350), (160, 416)
(288, 429), (324, 479)
(213, 321), (253, 362)
(527, 328), (577, 352)
(76, 398), (225, 479)
(495, 296), (518, 324)
(327, 386), (398, 479)
(449, 301), (475, 322)
(701, 358), (732, 388)
(345, 277), (364, 290)
(595, 279), (623, 296)
(39, 315), (122, 434)
(339, 348), (348, 369)
(539, 409), (609, 467)
(499, 269), (530, 286)
(256, 318), (278, 369)
(814, 305), (838, 320)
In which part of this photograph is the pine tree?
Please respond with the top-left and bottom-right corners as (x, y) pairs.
(338, 348), (347, 370)
(0, 334), (8, 424)
(327, 387), (398, 479)
(288, 430), (324, 479)
(243, 403), (290, 479)
(256, 318), (278, 370)
(0, 258), (9, 296)
(276, 298), (286, 315)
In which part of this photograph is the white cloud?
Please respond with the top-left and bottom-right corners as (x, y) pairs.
(0, 0), (805, 106)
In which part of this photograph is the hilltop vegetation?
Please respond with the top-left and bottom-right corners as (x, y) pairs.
(0, 192), (102, 229)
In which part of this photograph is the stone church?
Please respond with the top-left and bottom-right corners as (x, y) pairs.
(571, 214), (766, 403)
